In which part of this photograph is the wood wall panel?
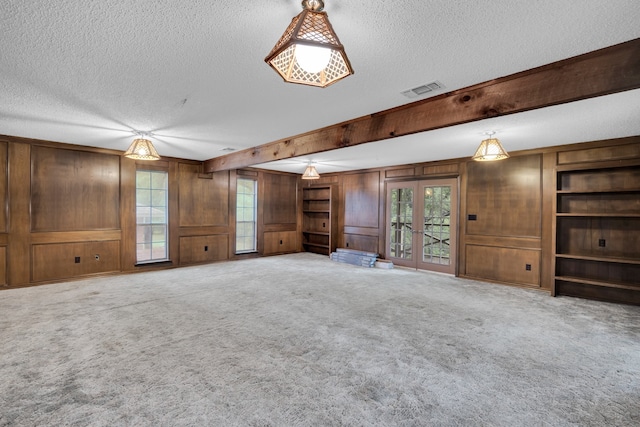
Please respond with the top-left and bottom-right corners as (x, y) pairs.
(466, 154), (542, 238)
(31, 146), (120, 232)
(179, 235), (228, 264)
(557, 137), (640, 165)
(8, 142), (30, 285)
(0, 246), (6, 286)
(465, 245), (540, 287)
(343, 234), (379, 254)
(32, 240), (121, 282)
(263, 173), (297, 225)
(179, 164), (229, 227)
(343, 171), (379, 228)
(264, 231), (298, 255)
(0, 142), (7, 233)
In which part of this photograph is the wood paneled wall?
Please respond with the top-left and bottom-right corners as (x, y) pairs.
(2, 132), (637, 305)
(0, 135), (298, 288)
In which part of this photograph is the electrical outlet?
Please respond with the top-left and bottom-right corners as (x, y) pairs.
(204, 245), (208, 251)
(526, 264), (531, 271)
(468, 214), (477, 221)
(74, 256), (80, 263)
(598, 239), (606, 247)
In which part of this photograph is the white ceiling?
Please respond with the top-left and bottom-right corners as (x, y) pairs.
(2, 0), (639, 174)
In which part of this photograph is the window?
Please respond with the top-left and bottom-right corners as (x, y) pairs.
(136, 170), (168, 263)
(236, 178), (257, 253)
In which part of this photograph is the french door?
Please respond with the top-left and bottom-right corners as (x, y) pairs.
(386, 178), (458, 274)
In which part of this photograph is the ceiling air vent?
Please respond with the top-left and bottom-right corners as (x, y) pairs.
(401, 81), (445, 99)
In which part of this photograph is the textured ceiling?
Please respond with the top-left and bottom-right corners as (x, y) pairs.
(2, 0), (640, 174)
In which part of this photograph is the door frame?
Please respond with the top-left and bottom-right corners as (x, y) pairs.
(385, 178), (459, 274)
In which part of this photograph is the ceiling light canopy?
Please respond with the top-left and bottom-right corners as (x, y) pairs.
(302, 164), (320, 179)
(265, 0), (354, 88)
(124, 133), (161, 161)
(472, 132), (509, 161)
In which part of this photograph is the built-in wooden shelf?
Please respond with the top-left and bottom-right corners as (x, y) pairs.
(555, 253), (640, 265)
(302, 186), (337, 256)
(554, 163), (640, 304)
(555, 276), (640, 291)
(555, 213), (640, 218)
(303, 231), (329, 236)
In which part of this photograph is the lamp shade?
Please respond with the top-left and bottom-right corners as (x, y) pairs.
(265, 0), (353, 88)
(124, 138), (160, 160)
(472, 137), (509, 161)
(302, 164), (320, 179)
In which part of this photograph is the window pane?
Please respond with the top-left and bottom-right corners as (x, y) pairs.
(151, 172), (167, 189)
(136, 171), (151, 189)
(137, 207), (152, 224)
(151, 190), (166, 206)
(136, 170), (168, 263)
(236, 178), (256, 253)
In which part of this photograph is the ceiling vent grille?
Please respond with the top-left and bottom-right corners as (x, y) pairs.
(401, 81), (444, 99)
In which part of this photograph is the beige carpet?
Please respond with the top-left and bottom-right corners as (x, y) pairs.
(1, 253), (639, 426)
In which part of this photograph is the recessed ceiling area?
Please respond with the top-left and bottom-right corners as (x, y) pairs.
(1, 0), (639, 171)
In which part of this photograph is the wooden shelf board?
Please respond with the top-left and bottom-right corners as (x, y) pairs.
(303, 242), (329, 249)
(556, 189), (640, 194)
(303, 198), (330, 201)
(303, 210), (330, 213)
(303, 231), (330, 236)
(555, 253), (640, 265)
(555, 276), (640, 291)
(556, 213), (640, 218)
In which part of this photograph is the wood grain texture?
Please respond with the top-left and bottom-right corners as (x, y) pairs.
(343, 172), (379, 228)
(263, 231), (298, 255)
(466, 154), (542, 238)
(205, 39), (640, 172)
(557, 137), (640, 165)
(262, 172), (297, 225)
(0, 142), (7, 233)
(31, 146), (120, 232)
(0, 247), (6, 286)
(120, 157), (137, 271)
(8, 142), (31, 285)
(179, 163), (229, 227)
(32, 240), (120, 282)
(465, 245), (541, 287)
(179, 235), (228, 264)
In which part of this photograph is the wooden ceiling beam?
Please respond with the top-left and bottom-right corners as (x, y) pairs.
(204, 38), (640, 172)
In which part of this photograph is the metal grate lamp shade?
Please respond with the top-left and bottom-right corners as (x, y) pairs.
(124, 138), (161, 160)
(302, 164), (320, 179)
(265, 0), (353, 88)
(472, 135), (509, 161)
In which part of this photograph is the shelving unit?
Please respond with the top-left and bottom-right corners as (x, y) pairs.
(554, 163), (640, 304)
(302, 186), (338, 256)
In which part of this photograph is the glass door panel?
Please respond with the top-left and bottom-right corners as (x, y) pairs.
(419, 184), (454, 272)
(387, 178), (457, 273)
(389, 186), (414, 261)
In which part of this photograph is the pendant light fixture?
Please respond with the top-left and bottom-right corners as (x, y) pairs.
(302, 163), (320, 179)
(265, 0), (354, 88)
(472, 131), (510, 161)
(124, 132), (161, 161)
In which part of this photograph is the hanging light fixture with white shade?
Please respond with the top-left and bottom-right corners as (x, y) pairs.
(265, 0), (354, 88)
(471, 131), (510, 161)
(302, 163), (320, 179)
(124, 132), (161, 161)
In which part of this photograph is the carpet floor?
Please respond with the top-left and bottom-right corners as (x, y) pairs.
(1, 253), (639, 426)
